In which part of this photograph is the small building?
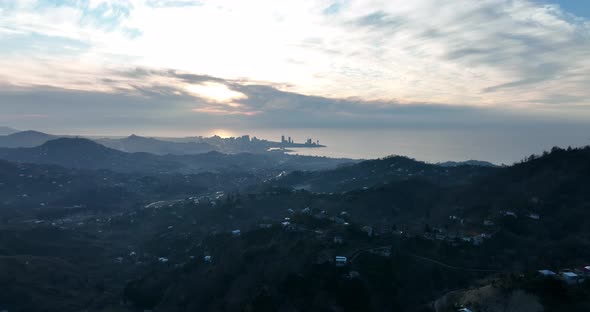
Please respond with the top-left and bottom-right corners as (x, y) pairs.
(584, 266), (590, 276)
(334, 236), (344, 244)
(335, 256), (347, 267)
(457, 308), (473, 312)
(281, 221), (291, 227)
(538, 269), (557, 277)
(231, 229), (241, 237)
(483, 220), (494, 226)
(158, 257), (169, 263)
(362, 226), (373, 237)
(504, 211), (517, 218)
(529, 213), (540, 220)
(302, 207), (311, 215)
(203, 255), (212, 263)
(561, 271), (583, 285)
(347, 271), (360, 279)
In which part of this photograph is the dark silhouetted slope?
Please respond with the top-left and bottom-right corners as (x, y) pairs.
(96, 135), (215, 155)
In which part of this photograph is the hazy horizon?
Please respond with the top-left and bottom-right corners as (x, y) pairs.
(1, 0), (590, 141)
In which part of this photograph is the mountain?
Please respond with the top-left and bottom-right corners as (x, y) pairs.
(0, 130), (57, 148)
(0, 138), (182, 173)
(437, 160), (498, 167)
(271, 155), (496, 193)
(2, 145), (590, 311)
(0, 126), (19, 135)
(0, 138), (355, 174)
(96, 134), (215, 155)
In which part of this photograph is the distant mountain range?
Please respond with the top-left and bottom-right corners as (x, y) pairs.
(96, 135), (215, 155)
(437, 160), (498, 167)
(0, 129), (311, 155)
(0, 130), (57, 148)
(0, 137), (354, 174)
(0, 126), (20, 136)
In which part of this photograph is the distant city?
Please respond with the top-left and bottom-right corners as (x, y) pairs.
(280, 135), (323, 147)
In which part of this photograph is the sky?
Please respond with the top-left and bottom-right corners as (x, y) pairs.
(0, 0), (589, 136)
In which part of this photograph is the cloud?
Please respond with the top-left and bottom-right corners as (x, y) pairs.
(2, 68), (588, 136)
(0, 0), (589, 129)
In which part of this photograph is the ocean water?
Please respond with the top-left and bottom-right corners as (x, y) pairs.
(247, 126), (590, 165)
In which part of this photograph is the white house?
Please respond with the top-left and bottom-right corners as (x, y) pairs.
(529, 213), (540, 220)
(231, 229), (241, 236)
(335, 256), (347, 266)
(158, 257), (169, 263)
(538, 269), (556, 277)
(504, 211), (517, 218)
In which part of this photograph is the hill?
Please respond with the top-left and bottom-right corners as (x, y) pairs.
(0, 138), (182, 173)
(0, 126), (19, 136)
(271, 155), (496, 193)
(0, 130), (57, 148)
(0, 138), (355, 175)
(96, 134), (215, 155)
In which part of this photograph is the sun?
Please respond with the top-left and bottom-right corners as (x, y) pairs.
(207, 129), (235, 138)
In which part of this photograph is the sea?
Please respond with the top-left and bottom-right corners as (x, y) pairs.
(246, 126), (590, 165)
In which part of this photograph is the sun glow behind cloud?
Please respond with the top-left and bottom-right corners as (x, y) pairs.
(184, 82), (247, 103)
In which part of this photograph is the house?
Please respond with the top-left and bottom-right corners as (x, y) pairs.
(538, 269), (556, 277)
(203, 255), (212, 263)
(335, 256), (347, 266)
(561, 271), (583, 285)
(483, 220), (494, 226)
(457, 308), (472, 312)
(334, 236), (344, 244)
(471, 236), (484, 246)
(281, 221), (291, 227)
(231, 229), (241, 237)
(302, 207), (311, 215)
(504, 211), (517, 218)
(347, 271), (360, 279)
(362, 226), (373, 237)
(584, 266), (590, 276)
(529, 213), (540, 220)
(158, 257), (169, 263)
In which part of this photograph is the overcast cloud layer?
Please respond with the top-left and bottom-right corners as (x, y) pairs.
(0, 0), (589, 134)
